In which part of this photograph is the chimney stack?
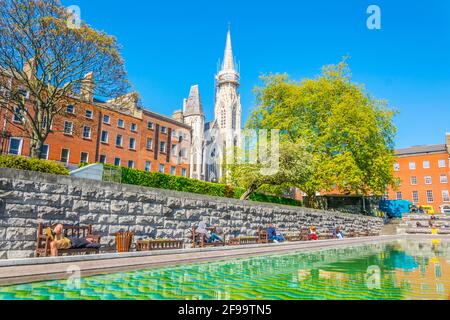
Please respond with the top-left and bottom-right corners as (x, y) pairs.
(446, 132), (450, 153)
(23, 58), (36, 80)
(80, 72), (94, 103)
(172, 110), (184, 123)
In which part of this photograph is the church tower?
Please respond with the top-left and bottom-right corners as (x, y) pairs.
(183, 85), (205, 180)
(213, 28), (242, 179)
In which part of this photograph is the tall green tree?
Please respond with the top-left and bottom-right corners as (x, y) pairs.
(0, 0), (129, 158)
(226, 141), (314, 201)
(248, 61), (397, 207)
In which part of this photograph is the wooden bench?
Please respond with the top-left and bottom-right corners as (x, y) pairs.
(137, 239), (184, 251)
(227, 236), (259, 246)
(191, 227), (225, 248)
(35, 223), (102, 257)
(257, 227), (273, 244)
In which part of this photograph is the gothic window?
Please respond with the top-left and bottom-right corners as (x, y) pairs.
(232, 106), (237, 130)
(220, 107), (226, 129)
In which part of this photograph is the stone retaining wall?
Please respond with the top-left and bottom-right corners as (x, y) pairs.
(0, 169), (384, 259)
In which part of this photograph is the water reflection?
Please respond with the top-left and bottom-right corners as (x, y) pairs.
(1, 239), (450, 300)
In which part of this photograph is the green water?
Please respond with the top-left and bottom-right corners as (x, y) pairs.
(1, 239), (450, 300)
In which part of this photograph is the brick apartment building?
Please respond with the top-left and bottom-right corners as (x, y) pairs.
(387, 133), (450, 213)
(0, 74), (191, 177)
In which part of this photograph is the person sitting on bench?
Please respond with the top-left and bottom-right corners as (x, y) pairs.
(267, 224), (285, 243)
(196, 221), (223, 243)
(45, 224), (100, 257)
(308, 226), (318, 241)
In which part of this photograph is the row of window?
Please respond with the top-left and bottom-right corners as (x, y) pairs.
(7, 137), (187, 176)
(98, 156), (186, 176)
(394, 159), (448, 171)
(66, 106), (189, 140)
(408, 175), (448, 185)
(396, 190), (450, 204)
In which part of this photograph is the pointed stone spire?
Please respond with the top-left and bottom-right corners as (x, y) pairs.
(184, 85), (204, 116)
(222, 27), (235, 71)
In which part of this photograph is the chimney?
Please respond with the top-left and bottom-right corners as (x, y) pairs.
(172, 110), (184, 123)
(80, 72), (94, 103)
(23, 58), (36, 80)
(107, 92), (140, 112)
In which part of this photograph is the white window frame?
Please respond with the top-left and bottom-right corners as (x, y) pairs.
(146, 138), (153, 150)
(159, 164), (165, 173)
(182, 168), (187, 177)
(411, 176), (417, 185)
(427, 190), (434, 203)
(412, 191), (419, 204)
(425, 176), (432, 185)
(161, 126), (167, 134)
(116, 134), (123, 147)
(66, 105), (75, 115)
(82, 126), (91, 139)
(12, 106), (24, 124)
(131, 123), (138, 132)
(396, 192), (403, 201)
(129, 137), (136, 150)
(440, 174), (448, 184)
(80, 152), (89, 163)
(118, 119), (125, 128)
(60, 148), (70, 164)
(423, 161), (430, 169)
(145, 161), (151, 172)
(394, 163), (400, 172)
(101, 130), (109, 144)
(128, 160), (135, 169)
(103, 115), (111, 124)
(85, 109), (93, 119)
(409, 162), (416, 170)
(148, 121), (154, 130)
(114, 158), (121, 167)
(64, 121), (73, 135)
(160, 141), (166, 153)
(99, 155), (107, 164)
(8, 137), (23, 155)
(40, 144), (49, 160)
(442, 190), (450, 202)
(170, 166), (176, 175)
(438, 160), (447, 168)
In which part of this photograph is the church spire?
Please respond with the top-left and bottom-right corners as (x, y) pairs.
(222, 27), (235, 71)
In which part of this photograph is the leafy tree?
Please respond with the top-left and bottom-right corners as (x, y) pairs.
(0, 0), (129, 158)
(226, 141), (314, 201)
(248, 60), (397, 207)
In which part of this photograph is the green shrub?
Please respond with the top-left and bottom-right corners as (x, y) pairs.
(0, 155), (69, 176)
(115, 165), (302, 207)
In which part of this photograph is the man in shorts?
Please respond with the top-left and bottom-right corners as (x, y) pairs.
(45, 224), (100, 257)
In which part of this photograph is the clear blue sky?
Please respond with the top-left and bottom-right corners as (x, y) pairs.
(62, 0), (450, 149)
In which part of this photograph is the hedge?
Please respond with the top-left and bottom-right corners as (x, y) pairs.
(0, 155), (69, 176)
(117, 166), (302, 207)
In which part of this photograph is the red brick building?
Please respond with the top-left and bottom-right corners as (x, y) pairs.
(0, 87), (191, 177)
(387, 134), (450, 213)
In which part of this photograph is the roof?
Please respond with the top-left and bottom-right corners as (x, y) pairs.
(395, 144), (448, 157)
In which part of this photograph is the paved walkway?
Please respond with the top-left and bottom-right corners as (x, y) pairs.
(0, 235), (448, 286)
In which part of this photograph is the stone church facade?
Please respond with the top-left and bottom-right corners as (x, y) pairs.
(173, 30), (242, 182)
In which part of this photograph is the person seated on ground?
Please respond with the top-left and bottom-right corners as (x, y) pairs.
(416, 222), (424, 228)
(308, 226), (318, 241)
(45, 224), (100, 257)
(196, 221), (223, 243)
(267, 224), (285, 243)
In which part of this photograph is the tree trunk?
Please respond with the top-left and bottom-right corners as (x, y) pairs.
(240, 183), (258, 201)
(29, 132), (43, 159)
(305, 193), (320, 209)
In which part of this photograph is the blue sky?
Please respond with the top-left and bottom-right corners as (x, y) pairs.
(62, 0), (450, 149)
